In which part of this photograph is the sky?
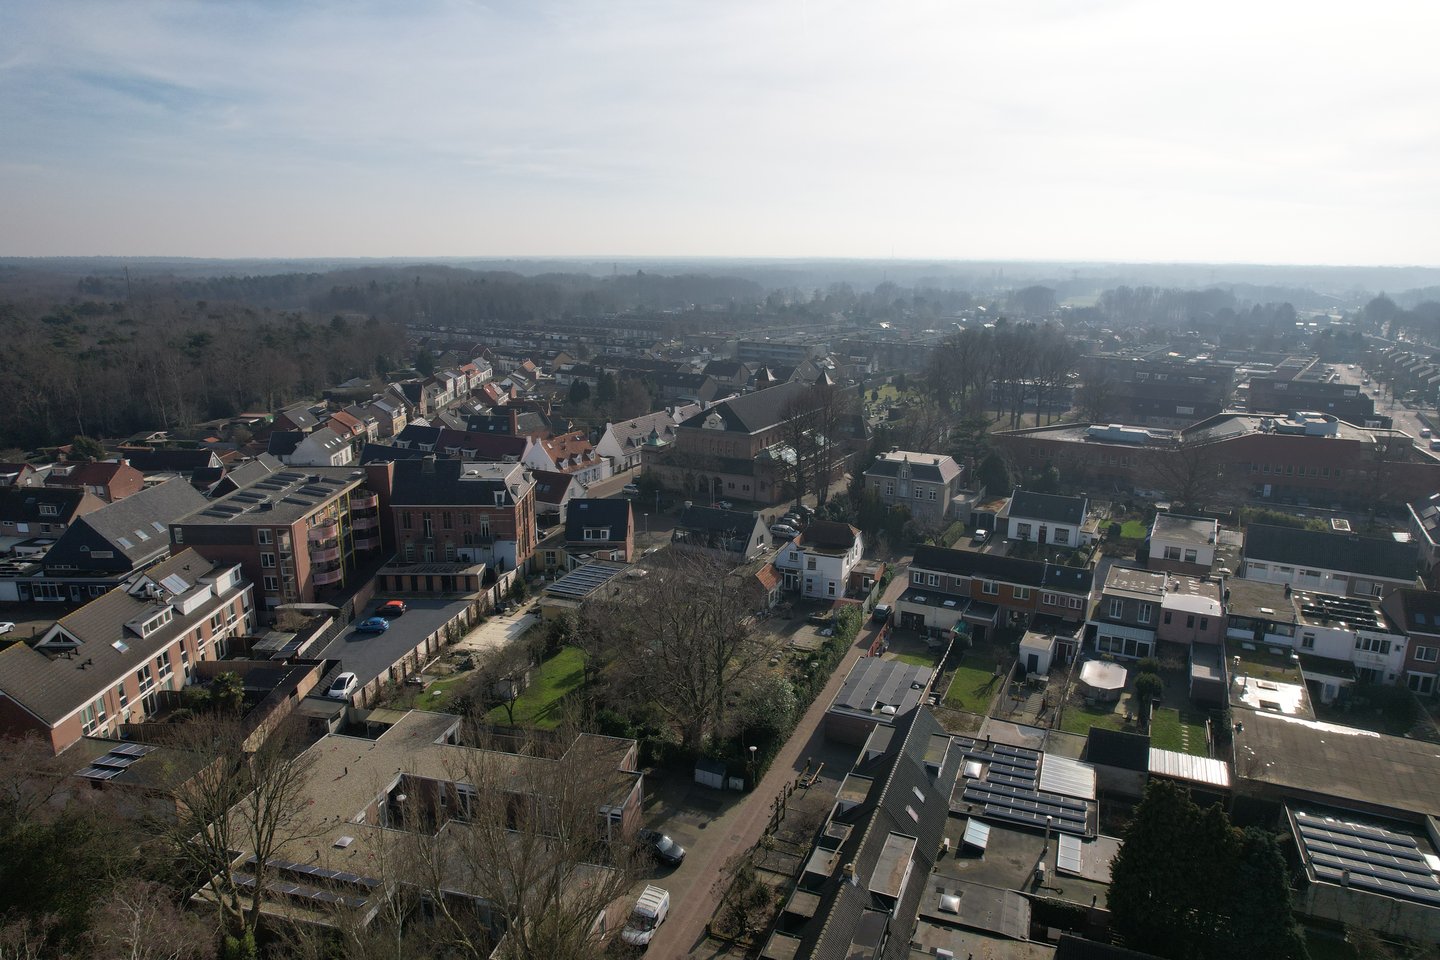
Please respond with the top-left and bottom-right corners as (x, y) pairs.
(2, 0), (1438, 264)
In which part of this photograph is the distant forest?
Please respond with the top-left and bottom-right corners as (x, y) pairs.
(3, 259), (1440, 455)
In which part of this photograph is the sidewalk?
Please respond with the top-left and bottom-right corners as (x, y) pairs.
(645, 571), (911, 957)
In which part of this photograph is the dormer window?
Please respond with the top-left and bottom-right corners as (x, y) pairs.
(39, 504), (58, 517)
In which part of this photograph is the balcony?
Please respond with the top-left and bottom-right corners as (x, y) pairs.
(310, 544), (341, 563)
(352, 492), (379, 510)
(354, 533), (382, 551)
(308, 520), (340, 542)
(313, 563), (344, 587)
(352, 514), (379, 532)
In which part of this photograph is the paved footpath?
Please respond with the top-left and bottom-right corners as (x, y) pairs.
(645, 571), (911, 958)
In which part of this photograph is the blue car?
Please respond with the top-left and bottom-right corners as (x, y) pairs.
(355, 617), (390, 633)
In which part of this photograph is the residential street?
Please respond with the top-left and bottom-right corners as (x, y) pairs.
(643, 569), (911, 957)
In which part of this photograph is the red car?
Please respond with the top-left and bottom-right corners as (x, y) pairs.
(377, 600), (407, 618)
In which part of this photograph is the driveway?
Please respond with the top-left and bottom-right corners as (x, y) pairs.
(452, 606), (537, 657)
(643, 569), (911, 957)
(314, 597), (472, 691)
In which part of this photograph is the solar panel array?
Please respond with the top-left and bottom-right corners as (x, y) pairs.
(245, 855), (382, 891)
(952, 737), (1092, 837)
(76, 743), (157, 782)
(1056, 834), (1084, 876)
(1295, 811), (1440, 907)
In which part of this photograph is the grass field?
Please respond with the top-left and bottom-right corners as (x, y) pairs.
(1149, 707), (1208, 755)
(486, 647), (586, 729)
(415, 671), (470, 710)
(1059, 702), (1126, 736)
(1119, 520), (1148, 539)
(891, 651), (938, 668)
(944, 660), (1003, 715)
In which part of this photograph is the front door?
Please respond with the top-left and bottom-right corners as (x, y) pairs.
(1027, 653), (1040, 673)
(1039, 525), (1048, 545)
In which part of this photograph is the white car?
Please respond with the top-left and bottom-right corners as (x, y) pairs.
(770, 524), (799, 539)
(327, 672), (360, 700)
(0, 622), (14, 637)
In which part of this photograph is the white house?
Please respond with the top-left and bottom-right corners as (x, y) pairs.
(284, 429), (353, 468)
(596, 410), (681, 474)
(522, 432), (611, 488)
(773, 520), (863, 600)
(1240, 524), (1418, 599)
(1148, 513), (1219, 575)
(1001, 488), (1091, 547)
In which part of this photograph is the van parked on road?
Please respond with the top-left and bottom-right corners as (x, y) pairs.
(622, 885), (670, 947)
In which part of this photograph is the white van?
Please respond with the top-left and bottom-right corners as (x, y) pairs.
(621, 885), (670, 947)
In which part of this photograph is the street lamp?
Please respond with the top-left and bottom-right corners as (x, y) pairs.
(643, 512), (649, 536)
(748, 745), (758, 784)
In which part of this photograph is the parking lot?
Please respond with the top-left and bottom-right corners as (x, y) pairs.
(315, 596), (474, 697)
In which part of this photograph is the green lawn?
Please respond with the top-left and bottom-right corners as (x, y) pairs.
(486, 647), (587, 730)
(1149, 707), (1208, 756)
(1059, 702), (1126, 736)
(891, 651), (938, 668)
(415, 672), (470, 709)
(1119, 520), (1148, 539)
(944, 660), (1003, 716)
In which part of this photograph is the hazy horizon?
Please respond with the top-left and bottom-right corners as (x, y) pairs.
(4, 1), (1439, 265)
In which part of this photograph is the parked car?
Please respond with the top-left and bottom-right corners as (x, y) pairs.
(871, 603), (891, 624)
(622, 886), (670, 947)
(376, 599), (407, 617)
(972, 529), (990, 544)
(637, 828), (686, 866)
(770, 523), (799, 538)
(0, 622), (13, 637)
(622, 483), (641, 497)
(793, 503), (815, 519)
(355, 616), (390, 633)
(1422, 429), (1433, 439)
(327, 672), (359, 700)
(715, 500), (734, 510)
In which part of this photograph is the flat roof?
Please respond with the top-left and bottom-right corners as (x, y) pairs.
(1224, 578), (1296, 622)
(181, 467), (365, 526)
(1234, 709), (1440, 819)
(1151, 513), (1217, 546)
(1101, 566), (1165, 599)
(543, 561), (628, 600)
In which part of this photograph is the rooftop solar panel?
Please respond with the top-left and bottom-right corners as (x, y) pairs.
(1057, 835), (1084, 876)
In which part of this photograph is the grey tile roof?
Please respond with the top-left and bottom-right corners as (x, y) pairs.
(1008, 488), (1087, 526)
(564, 498), (632, 544)
(910, 546), (1095, 594)
(43, 479), (207, 571)
(0, 550), (242, 726)
(125, 448), (222, 473)
(388, 459), (532, 507)
(863, 451), (960, 484)
(265, 431), (304, 458)
(677, 379), (814, 434)
(0, 486), (93, 525)
(1244, 523), (1419, 582)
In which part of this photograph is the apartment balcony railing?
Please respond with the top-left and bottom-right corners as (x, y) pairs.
(352, 514), (379, 532)
(309, 520), (340, 542)
(351, 492), (379, 510)
(313, 563), (344, 587)
(309, 545), (341, 563)
(354, 533), (382, 551)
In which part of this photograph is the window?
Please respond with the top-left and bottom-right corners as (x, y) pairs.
(584, 528), (611, 541)
(156, 653), (172, 681)
(1164, 611), (1172, 625)
(912, 571), (924, 584)
(1069, 597), (1083, 609)
(885, 483), (894, 496)
(258, 528), (272, 545)
(263, 575), (278, 591)
(914, 487), (923, 499)
(1184, 548), (1198, 563)
(807, 557), (818, 571)
(981, 580), (999, 596)
(39, 503), (58, 517)
(929, 489), (937, 501)
(1042, 592), (1059, 606)
(1013, 587), (1030, 600)
(1109, 598), (1124, 619)
(1017, 523), (1032, 540)
(443, 511), (453, 529)
(423, 512), (433, 538)
(927, 573), (938, 587)
(1054, 528), (1068, 544)
(80, 698), (107, 736)
(827, 582), (836, 597)
(402, 512), (413, 530)
(172, 527), (183, 544)
(261, 552), (275, 568)
(1164, 546), (1182, 560)
(1137, 603), (1153, 624)
(1354, 636), (1392, 655)
(1416, 646), (1439, 663)
(1186, 614), (1195, 628)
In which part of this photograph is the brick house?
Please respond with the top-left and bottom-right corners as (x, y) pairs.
(1380, 589), (1440, 696)
(898, 545), (1094, 644)
(1147, 513), (1220, 575)
(862, 450), (964, 530)
(0, 550), (253, 754)
(1240, 524), (1420, 599)
(374, 458), (537, 574)
(46, 461), (145, 503)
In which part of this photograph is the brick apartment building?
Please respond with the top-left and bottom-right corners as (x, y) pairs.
(172, 467), (384, 616)
(0, 549), (253, 754)
(368, 458), (538, 574)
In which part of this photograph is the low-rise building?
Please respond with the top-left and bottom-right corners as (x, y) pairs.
(1089, 566), (1167, 660)
(773, 520), (862, 601)
(861, 449), (965, 530)
(564, 498), (634, 563)
(671, 505), (771, 563)
(1000, 488), (1092, 547)
(1380, 588), (1440, 696)
(0, 549), (253, 754)
(46, 460), (145, 503)
(1240, 523), (1419, 599)
(823, 657), (934, 744)
(1147, 512), (1219, 575)
(374, 458), (537, 574)
(900, 546), (1094, 643)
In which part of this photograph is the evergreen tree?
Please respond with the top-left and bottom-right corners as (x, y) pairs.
(1109, 780), (1202, 956)
(1226, 829), (1308, 960)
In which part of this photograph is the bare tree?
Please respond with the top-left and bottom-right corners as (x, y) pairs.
(152, 718), (320, 943)
(595, 553), (783, 752)
(1149, 442), (1236, 509)
(807, 381), (855, 506)
(86, 881), (217, 960)
(1077, 373), (1117, 424)
(778, 391), (818, 507)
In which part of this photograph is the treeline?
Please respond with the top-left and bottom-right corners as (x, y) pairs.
(1359, 294), (1440, 342)
(77, 265), (767, 322)
(0, 297), (406, 451)
(923, 322), (1079, 427)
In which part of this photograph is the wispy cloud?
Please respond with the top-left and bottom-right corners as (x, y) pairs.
(0, 0), (1437, 262)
